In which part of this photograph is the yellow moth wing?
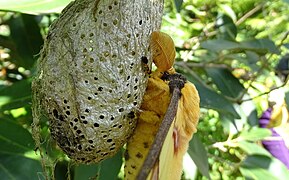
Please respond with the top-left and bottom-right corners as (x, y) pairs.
(157, 81), (200, 180)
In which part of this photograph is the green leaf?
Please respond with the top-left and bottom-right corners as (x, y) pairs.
(0, 118), (35, 154)
(0, 0), (72, 15)
(239, 127), (271, 141)
(174, 0), (183, 12)
(7, 14), (44, 69)
(238, 141), (271, 156)
(188, 133), (210, 179)
(0, 153), (42, 180)
(218, 4), (237, 22)
(240, 155), (289, 180)
(99, 150), (123, 180)
(239, 38), (280, 55)
(206, 67), (244, 99)
(74, 164), (100, 180)
(0, 80), (31, 111)
(245, 51), (260, 71)
(216, 14), (237, 40)
(0, 79), (31, 111)
(201, 39), (239, 52)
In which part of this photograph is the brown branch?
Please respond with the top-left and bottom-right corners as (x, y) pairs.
(137, 86), (181, 180)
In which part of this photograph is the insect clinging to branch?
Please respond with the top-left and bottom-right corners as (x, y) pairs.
(124, 31), (200, 180)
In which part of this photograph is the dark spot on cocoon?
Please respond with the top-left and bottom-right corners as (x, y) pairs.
(143, 142), (149, 148)
(63, 99), (68, 104)
(53, 109), (59, 118)
(59, 115), (64, 121)
(99, 115), (104, 119)
(107, 139), (112, 143)
(110, 147), (115, 151)
(85, 109), (89, 113)
(141, 56), (148, 64)
(76, 130), (81, 134)
(66, 111), (70, 115)
(127, 111), (135, 119)
(87, 97), (92, 100)
(110, 116), (115, 120)
(81, 116), (85, 119)
(98, 87), (103, 91)
(88, 140), (93, 143)
(139, 20), (142, 25)
(94, 123), (99, 127)
(83, 120), (88, 124)
(74, 118), (78, 122)
(119, 108), (124, 112)
(118, 125), (122, 128)
(131, 165), (136, 169)
(127, 94), (131, 98)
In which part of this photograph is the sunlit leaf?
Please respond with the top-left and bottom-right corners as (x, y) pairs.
(238, 141), (271, 156)
(218, 4), (237, 22)
(188, 133), (210, 179)
(0, 0), (72, 15)
(239, 127), (271, 141)
(240, 155), (289, 180)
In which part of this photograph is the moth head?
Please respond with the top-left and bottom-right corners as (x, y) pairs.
(150, 31), (176, 71)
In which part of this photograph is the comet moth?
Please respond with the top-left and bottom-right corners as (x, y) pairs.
(124, 32), (200, 180)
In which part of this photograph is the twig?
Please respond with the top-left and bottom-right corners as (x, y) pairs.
(137, 82), (182, 180)
(236, 2), (265, 26)
(242, 78), (289, 102)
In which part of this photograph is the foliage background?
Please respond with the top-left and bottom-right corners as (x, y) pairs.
(1, 0), (289, 179)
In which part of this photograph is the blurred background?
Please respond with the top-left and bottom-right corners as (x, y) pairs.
(0, 0), (289, 179)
